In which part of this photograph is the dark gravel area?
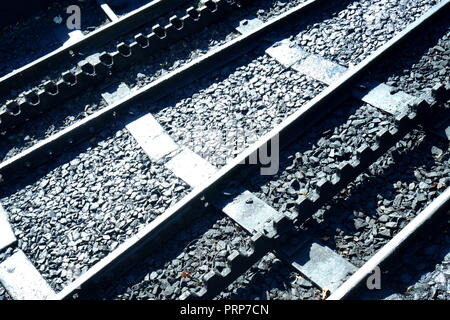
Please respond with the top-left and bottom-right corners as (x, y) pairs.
(384, 228), (449, 300)
(218, 253), (320, 300)
(0, 247), (18, 265)
(304, 131), (449, 267)
(0, 285), (12, 301)
(358, 218), (449, 300)
(0, 128), (190, 292)
(241, 100), (396, 214)
(372, 25), (449, 97)
(292, 0), (441, 67)
(84, 208), (320, 300)
(0, 0), (107, 77)
(85, 210), (254, 299)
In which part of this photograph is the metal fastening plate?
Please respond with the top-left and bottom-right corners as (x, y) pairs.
(219, 190), (282, 234)
(63, 30), (85, 48)
(287, 241), (357, 292)
(77, 52), (101, 67)
(354, 83), (420, 115)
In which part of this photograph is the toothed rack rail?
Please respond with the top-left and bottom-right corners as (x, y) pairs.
(0, 0), (237, 133)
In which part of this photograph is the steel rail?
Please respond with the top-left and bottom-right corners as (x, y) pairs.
(328, 186), (450, 300)
(0, 0), (189, 96)
(48, 0), (449, 300)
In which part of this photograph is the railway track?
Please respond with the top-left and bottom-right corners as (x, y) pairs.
(0, 0), (449, 301)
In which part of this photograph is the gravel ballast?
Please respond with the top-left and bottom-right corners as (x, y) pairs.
(0, 128), (190, 291)
(86, 209), (320, 300)
(88, 211), (254, 299)
(372, 26), (449, 97)
(218, 253), (320, 300)
(240, 100), (397, 212)
(0, 285), (11, 301)
(305, 131), (449, 267)
(153, 52), (325, 168)
(360, 221), (449, 300)
(292, 0), (441, 67)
